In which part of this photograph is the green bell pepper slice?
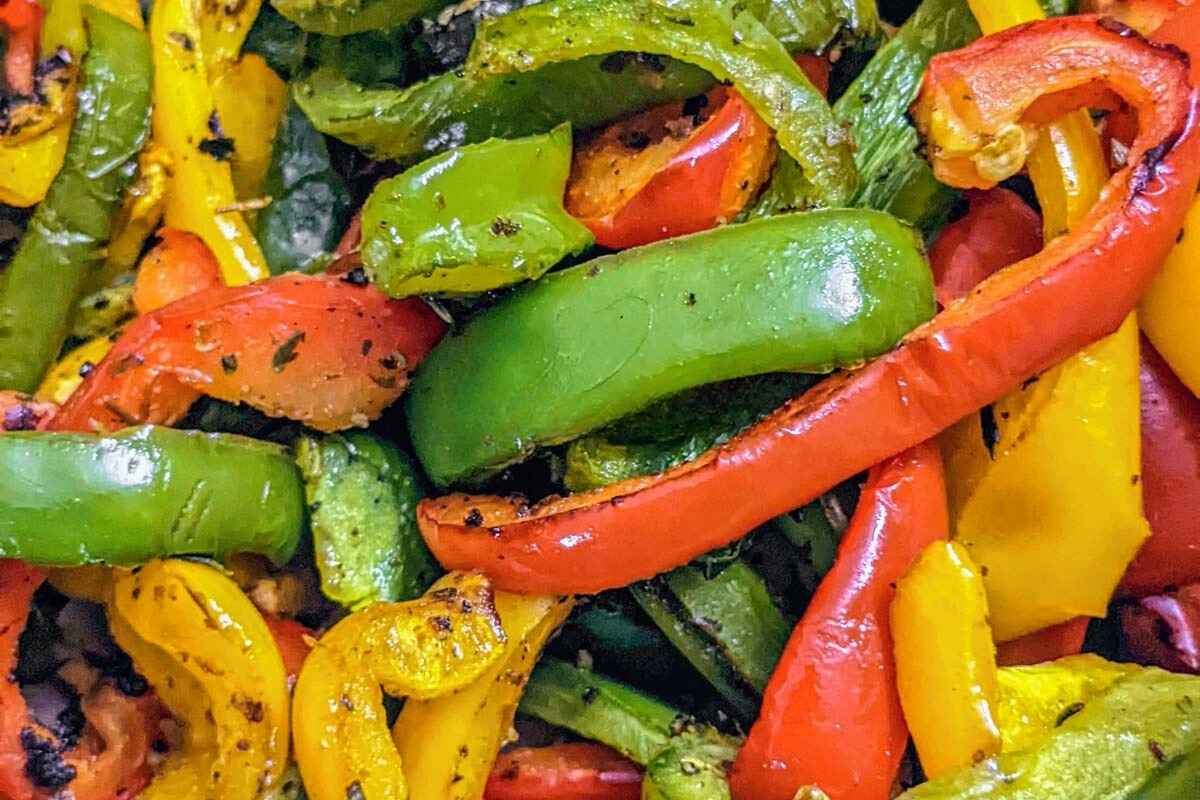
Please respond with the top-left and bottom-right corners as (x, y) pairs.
(406, 209), (934, 487)
(0, 426), (305, 566)
(466, 0), (856, 208)
(0, 6), (151, 393)
(271, 0), (438, 36)
(362, 125), (594, 297)
(296, 430), (441, 610)
(900, 669), (1200, 799)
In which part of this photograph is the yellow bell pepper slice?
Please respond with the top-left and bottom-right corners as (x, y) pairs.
(1141, 199), (1200, 397)
(150, 0), (270, 285)
(994, 655), (1139, 753)
(107, 559), (291, 800)
(35, 335), (114, 404)
(892, 540), (1001, 778)
(105, 144), (173, 276)
(212, 54), (288, 201)
(946, 315), (1149, 641)
(393, 593), (575, 799)
(293, 572), (508, 800)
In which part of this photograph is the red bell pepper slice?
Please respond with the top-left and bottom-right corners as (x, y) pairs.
(995, 617), (1091, 666)
(418, 18), (1200, 596)
(485, 743), (643, 800)
(927, 188), (1043, 308)
(264, 615), (314, 692)
(0, 560), (47, 800)
(730, 442), (947, 800)
(0, 0), (44, 97)
(131, 229), (223, 316)
(1121, 582), (1200, 672)
(565, 87), (776, 250)
(1119, 336), (1200, 595)
(49, 273), (446, 433)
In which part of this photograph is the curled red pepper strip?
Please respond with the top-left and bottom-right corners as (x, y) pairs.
(49, 274), (446, 434)
(0, 560), (47, 800)
(418, 17), (1200, 596)
(0, 0), (44, 97)
(731, 442), (947, 800)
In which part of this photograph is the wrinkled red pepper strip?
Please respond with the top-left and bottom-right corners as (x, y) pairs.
(730, 442), (947, 800)
(0, 0), (44, 97)
(417, 18), (1200, 596)
(995, 617), (1090, 666)
(0, 559), (47, 800)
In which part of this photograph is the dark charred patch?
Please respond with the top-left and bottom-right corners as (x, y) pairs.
(464, 508), (484, 528)
(111, 353), (145, 376)
(1096, 17), (1141, 38)
(233, 696), (264, 723)
(490, 217), (521, 237)
(1055, 702), (1085, 726)
(220, 354), (238, 374)
(980, 405), (1000, 458)
(341, 267), (369, 286)
(618, 129), (652, 150)
(168, 31), (194, 50)
(1149, 739), (1166, 762)
(429, 615), (453, 633)
(3, 403), (39, 431)
(20, 728), (75, 789)
(1131, 134), (1181, 196)
(271, 331), (305, 372)
(346, 780), (366, 800)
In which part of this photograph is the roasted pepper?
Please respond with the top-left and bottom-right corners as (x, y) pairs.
(892, 540), (1001, 779)
(485, 743), (643, 800)
(416, 17), (1200, 595)
(293, 572), (507, 800)
(363, 126), (593, 297)
(407, 209), (933, 488)
(393, 592), (575, 799)
(271, 0), (438, 36)
(0, 559), (48, 800)
(1121, 337), (1200, 595)
(0, 426), (304, 565)
(566, 88), (775, 250)
(0, 6), (151, 394)
(466, 0), (855, 208)
(1122, 583), (1200, 674)
(296, 430), (441, 609)
(211, 53), (288, 200)
(34, 336), (114, 406)
(899, 669), (1200, 799)
(107, 559), (291, 800)
(732, 443), (947, 800)
(49, 274), (447, 434)
(151, 0), (269, 285)
(132, 228), (224, 314)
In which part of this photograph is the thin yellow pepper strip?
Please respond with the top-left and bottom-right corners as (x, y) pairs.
(107, 559), (291, 800)
(1141, 199), (1200, 397)
(35, 335), (114, 404)
(994, 655), (1139, 753)
(151, 0), (270, 285)
(105, 144), (173, 276)
(393, 593), (575, 799)
(892, 540), (1001, 778)
(293, 572), (508, 800)
(947, 315), (1149, 640)
(212, 54), (288, 201)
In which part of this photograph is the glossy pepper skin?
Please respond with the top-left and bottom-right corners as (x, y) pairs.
(0, 426), (304, 566)
(730, 443), (947, 800)
(293, 572), (507, 800)
(0, 560), (47, 800)
(566, 88), (775, 250)
(485, 743), (642, 800)
(408, 210), (934, 488)
(362, 126), (593, 297)
(0, 6), (151, 393)
(49, 274), (446, 434)
(418, 17), (1200, 595)
(1120, 336), (1200, 594)
(107, 559), (291, 800)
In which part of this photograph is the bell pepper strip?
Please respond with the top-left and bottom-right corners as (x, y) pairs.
(729, 443), (947, 800)
(995, 617), (1091, 666)
(392, 593), (575, 800)
(0, 7), (151, 394)
(1120, 337), (1200, 595)
(296, 430), (441, 609)
(272, 0), (437, 36)
(107, 559), (290, 800)
(900, 669), (1200, 799)
(35, 337), (114, 407)
(565, 88), (775, 250)
(927, 188), (1043, 308)
(293, 572), (507, 800)
(0, 426), (305, 566)
(50, 273), (446, 434)
(1142, 191), (1200, 398)
(485, 743), (643, 800)
(104, 144), (172, 275)
(518, 658), (741, 800)
(211, 54), (288, 201)
(465, 0), (857, 208)
(0, 391), (57, 431)
(945, 314), (1150, 640)
(831, 0), (978, 233)
(407, 210), (933, 487)
(992, 654), (1138, 753)
(363, 125), (594, 297)
(417, 20), (1200, 593)
(132, 229), (224, 315)
(1, 0), (44, 95)
(264, 616), (314, 691)
(892, 540), (1001, 779)
(57, 684), (166, 800)
(0, 560), (47, 800)
(1122, 583), (1200, 673)
(150, 0), (269, 286)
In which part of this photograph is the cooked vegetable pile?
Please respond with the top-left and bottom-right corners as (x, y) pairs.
(0, 0), (1198, 798)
